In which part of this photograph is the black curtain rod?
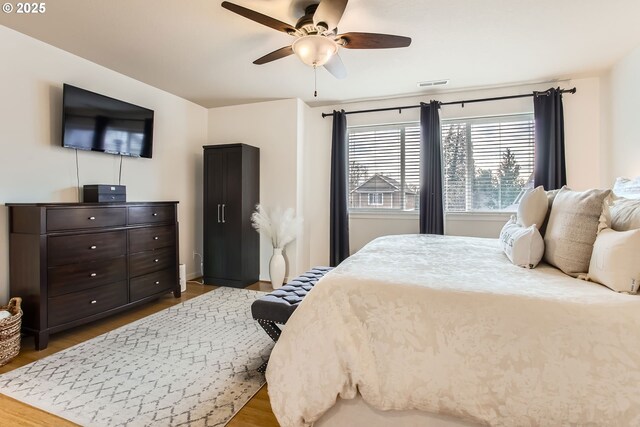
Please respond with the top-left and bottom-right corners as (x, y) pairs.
(321, 87), (577, 118)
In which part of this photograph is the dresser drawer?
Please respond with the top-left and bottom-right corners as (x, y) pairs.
(48, 256), (127, 297)
(47, 207), (126, 231)
(129, 247), (176, 278)
(128, 205), (175, 225)
(129, 225), (175, 253)
(48, 280), (127, 327)
(130, 268), (176, 302)
(48, 231), (127, 267)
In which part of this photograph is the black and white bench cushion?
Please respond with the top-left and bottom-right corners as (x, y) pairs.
(251, 266), (333, 371)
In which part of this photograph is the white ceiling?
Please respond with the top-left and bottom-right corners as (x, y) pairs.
(1, 0), (639, 108)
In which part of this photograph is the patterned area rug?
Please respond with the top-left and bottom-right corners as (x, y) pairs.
(0, 287), (273, 426)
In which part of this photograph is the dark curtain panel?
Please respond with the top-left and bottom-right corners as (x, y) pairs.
(533, 88), (567, 190)
(419, 101), (444, 235)
(330, 110), (350, 266)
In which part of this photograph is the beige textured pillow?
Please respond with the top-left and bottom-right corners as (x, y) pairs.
(589, 228), (640, 294)
(517, 186), (548, 228)
(610, 198), (640, 231)
(543, 187), (611, 277)
(539, 188), (562, 237)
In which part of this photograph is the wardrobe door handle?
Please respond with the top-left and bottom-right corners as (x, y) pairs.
(155, 281), (160, 285)
(90, 300), (97, 304)
(152, 213), (158, 217)
(222, 204), (226, 223)
(154, 259), (159, 263)
(88, 216), (96, 220)
(217, 204), (221, 223)
(90, 273), (97, 277)
(90, 245), (97, 250)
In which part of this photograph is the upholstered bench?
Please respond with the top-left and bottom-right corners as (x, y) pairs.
(251, 266), (333, 372)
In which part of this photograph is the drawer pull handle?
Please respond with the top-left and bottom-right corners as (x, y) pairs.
(154, 259), (159, 263)
(90, 300), (97, 304)
(89, 216), (96, 220)
(90, 273), (97, 277)
(153, 213), (158, 217)
(154, 236), (159, 240)
(155, 281), (160, 285)
(90, 245), (97, 250)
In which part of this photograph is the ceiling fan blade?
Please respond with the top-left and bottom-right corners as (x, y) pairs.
(324, 54), (347, 79)
(253, 46), (294, 65)
(338, 32), (412, 49)
(313, 0), (348, 31)
(221, 1), (296, 35)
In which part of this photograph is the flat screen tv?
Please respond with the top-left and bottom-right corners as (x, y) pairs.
(62, 84), (154, 158)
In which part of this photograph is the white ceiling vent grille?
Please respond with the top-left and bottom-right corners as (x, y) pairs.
(417, 79), (450, 88)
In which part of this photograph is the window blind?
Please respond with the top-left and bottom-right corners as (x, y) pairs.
(348, 124), (420, 211)
(443, 114), (534, 211)
(347, 113), (534, 213)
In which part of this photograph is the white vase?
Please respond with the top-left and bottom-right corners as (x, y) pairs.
(269, 247), (286, 289)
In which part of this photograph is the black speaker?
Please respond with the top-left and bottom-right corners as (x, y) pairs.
(83, 185), (126, 203)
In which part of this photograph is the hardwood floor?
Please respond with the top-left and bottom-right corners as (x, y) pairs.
(0, 281), (280, 427)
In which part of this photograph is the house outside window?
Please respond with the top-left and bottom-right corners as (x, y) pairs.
(347, 113), (534, 213)
(348, 124), (420, 212)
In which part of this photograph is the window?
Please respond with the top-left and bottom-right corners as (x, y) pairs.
(368, 193), (384, 206)
(348, 124), (420, 211)
(347, 113), (534, 213)
(442, 114), (534, 211)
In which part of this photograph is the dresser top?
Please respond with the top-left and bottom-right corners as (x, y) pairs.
(6, 201), (179, 207)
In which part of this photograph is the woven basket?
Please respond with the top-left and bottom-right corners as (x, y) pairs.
(0, 297), (22, 367)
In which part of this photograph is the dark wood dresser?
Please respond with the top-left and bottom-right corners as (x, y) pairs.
(7, 202), (180, 350)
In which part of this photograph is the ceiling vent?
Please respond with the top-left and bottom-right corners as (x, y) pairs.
(417, 79), (449, 88)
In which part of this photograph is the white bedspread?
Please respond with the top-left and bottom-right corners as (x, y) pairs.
(266, 235), (640, 427)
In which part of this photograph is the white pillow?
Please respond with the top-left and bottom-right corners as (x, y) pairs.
(588, 228), (640, 294)
(500, 217), (544, 269)
(610, 197), (640, 231)
(613, 177), (640, 199)
(517, 186), (548, 228)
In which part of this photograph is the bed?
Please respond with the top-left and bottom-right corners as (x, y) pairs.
(265, 234), (640, 426)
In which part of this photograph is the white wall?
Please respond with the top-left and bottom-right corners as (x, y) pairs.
(300, 102), (332, 268)
(608, 45), (640, 181)
(305, 78), (607, 253)
(207, 99), (302, 281)
(0, 26), (208, 302)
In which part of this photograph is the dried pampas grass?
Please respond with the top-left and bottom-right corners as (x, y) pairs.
(251, 204), (301, 249)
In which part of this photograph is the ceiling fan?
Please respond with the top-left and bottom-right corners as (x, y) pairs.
(221, 0), (412, 81)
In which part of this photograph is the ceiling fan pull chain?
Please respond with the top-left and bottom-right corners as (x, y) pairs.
(314, 65), (318, 97)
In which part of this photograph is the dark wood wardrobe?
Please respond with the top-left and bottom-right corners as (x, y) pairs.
(203, 144), (259, 287)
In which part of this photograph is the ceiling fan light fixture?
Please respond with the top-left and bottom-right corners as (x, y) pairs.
(292, 35), (338, 67)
